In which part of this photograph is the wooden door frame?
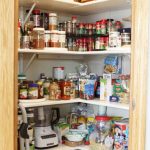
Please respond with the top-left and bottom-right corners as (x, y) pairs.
(129, 0), (150, 149)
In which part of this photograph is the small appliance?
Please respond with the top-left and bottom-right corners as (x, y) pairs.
(34, 106), (60, 149)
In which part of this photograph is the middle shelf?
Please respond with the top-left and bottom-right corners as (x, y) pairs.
(19, 98), (129, 110)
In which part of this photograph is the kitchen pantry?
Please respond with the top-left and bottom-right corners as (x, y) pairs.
(0, 0), (149, 150)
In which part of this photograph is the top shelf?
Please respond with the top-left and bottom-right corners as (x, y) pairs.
(19, 0), (130, 15)
(18, 47), (131, 55)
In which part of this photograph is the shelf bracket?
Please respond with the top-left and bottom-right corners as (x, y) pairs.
(24, 53), (37, 73)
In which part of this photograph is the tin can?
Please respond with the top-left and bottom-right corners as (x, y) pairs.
(53, 67), (64, 80)
(109, 31), (121, 48)
(114, 119), (129, 150)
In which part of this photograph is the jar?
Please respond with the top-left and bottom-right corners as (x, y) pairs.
(21, 35), (30, 49)
(92, 23), (96, 35)
(104, 37), (109, 49)
(100, 37), (106, 50)
(96, 21), (101, 35)
(67, 37), (73, 51)
(49, 13), (58, 30)
(28, 83), (38, 99)
(19, 85), (28, 99)
(100, 19), (107, 35)
(43, 78), (50, 100)
(70, 80), (76, 99)
(66, 21), (72, 35)
(82, 38), (87, 51)
(72, 16), (77, 23)
(95, 37), (100, 50)
(18, 74), (27, 84)
(49, 81), (61, 100)
(115, 21), (122, 31)
(53, 67), (64, 80)
(78, 38), (83, 51)
(44, 30), (51, 47)
(40, 13), (49, 30)
(58, 31), (66, 48)
(107, 19), (114, 34)
(50, 30), (59, 47)
(79, 23), (84, 35)
(88, 23), (93, 35)
(87, 37), (94, 51)
(32, 10), (41, 27)
(31, 28), (45, 49)
(95, 116), (111, 143)
(85, 23), (89, 35)
(72, 38), (77, 51)
(37, 81), (44, 99)
(121, 32), (131, 46)
(72, 22), (76, 35)
(60, 80), (71, 100)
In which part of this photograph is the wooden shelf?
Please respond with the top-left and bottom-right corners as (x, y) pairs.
(18, 47), (131, 55)
(19, 98), (129, 110)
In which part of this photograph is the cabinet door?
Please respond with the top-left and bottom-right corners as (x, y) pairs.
(129, 0), (149, 149)
(0, 0), (18, 149)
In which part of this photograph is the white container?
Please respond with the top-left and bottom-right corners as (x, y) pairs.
(44, 30), (51, 47)
(53, 67), (64, 80)
(58, 31), (66, 48)
(49, 13), (57, 30)
(109, 31), (121, 48)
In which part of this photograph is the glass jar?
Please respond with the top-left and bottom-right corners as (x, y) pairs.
(95, 116), (111, 143)
(58, 31), (66, 48)
(96, 21), (101, 35)
(107, 19), (114, 34)
(100, 37), (106, 50)
(50, 30), (59, 47)
(100, 19), (107, 35)
(40, 13), (49, 30)
(95, 37), (100, 50)
(60, 80), (71, 100)
(19, 84), (28, 99)
(21, 35), (30, 49)
(87, 37), (94, 51)
(67, 37), (73, 51)
(32, 10), (41, 27)
(31, 28), (45, 49)
(44, 30), (51, 47)
(49, 13), (58, 30)
(49, 81), (61, 100)
(28, 83), (38, 99)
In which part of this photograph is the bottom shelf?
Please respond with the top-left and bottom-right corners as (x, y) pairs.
(48, 144), (89, 150)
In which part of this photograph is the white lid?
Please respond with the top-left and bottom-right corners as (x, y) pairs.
(58, 31), (66, 34)
(49, 30), (59, 34)
(33, 28), (45, 31)
(45, 30), (51, 33)
(49, 12), (57, 17)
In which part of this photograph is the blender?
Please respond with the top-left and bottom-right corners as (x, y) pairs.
(34, 106), (59, 149)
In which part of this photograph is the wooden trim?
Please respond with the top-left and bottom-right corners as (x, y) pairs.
(129, 0), (150, 149)
(0, 0), (18, 150)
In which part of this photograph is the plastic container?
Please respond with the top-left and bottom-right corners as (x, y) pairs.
(31, 28), (45, 49)
(50, 30), (59, 47)
(49, 13), (57, 30)
(28, 83), (38, 99)
(19, 85), (28, 99)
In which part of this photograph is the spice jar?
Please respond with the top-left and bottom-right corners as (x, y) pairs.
(49, 81), (61, 100)
(40, 13), (49, 30)
(60, 80), (71, 100)
(96, 21), (101, 35)
(95, 37), (100, 50)
(19, 84), (28, 99)
(79, 23), (84, 35)
(100, 37), (106, 50)
(31, 28), (45, 49)
(115, 21), (122, 31)
(66, 21), (72, 35)
(50, 30), (59, 47)
(49, 13), (58, 30)
(67, 37), (73, 51)
(32, 10), (41, 27)
(28, 83), (38, 99)
(107, 19), (114, 34)
(58, 31), (66, 48)
(44, 30), (51, 47)
(87, 37), (94, 51)
(100, 19), (107, 35)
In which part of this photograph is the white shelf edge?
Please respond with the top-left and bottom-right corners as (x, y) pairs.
(19, 98), (129, 110)
(18, 47), (131, 55)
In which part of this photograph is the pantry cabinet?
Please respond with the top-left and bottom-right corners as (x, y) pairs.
(0, 0), (149, 150)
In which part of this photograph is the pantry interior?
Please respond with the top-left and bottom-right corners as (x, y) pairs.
(15, 0), (148, 150)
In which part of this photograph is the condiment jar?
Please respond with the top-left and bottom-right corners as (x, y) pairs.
(60, 80), (71, 100)
(32, 10), (41, 27)
(49, 13), (58, 30)
(49, 81), (61, 100)
(50, 30), (59, 47)
(44, 30), (51, 47)
(31, 28), (45, 49)
(19, 84), (28, 99)
(28, 83), (38, 99)
(40, 13), (49, 30)
(58, 31), (66, 48)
